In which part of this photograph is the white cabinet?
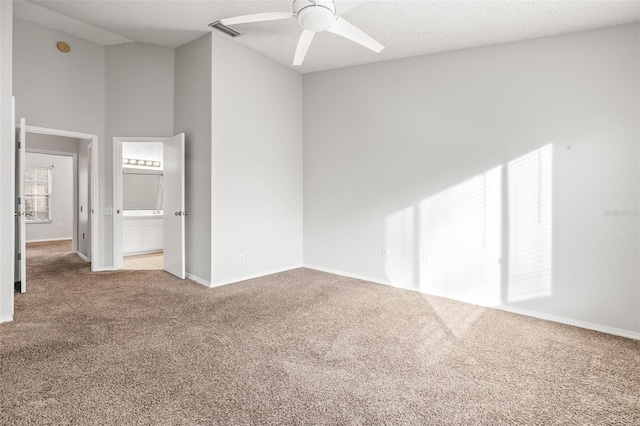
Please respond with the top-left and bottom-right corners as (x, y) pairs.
(123, 216), (164, 255)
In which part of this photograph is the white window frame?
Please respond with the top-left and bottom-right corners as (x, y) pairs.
(25, 166), (53, 223)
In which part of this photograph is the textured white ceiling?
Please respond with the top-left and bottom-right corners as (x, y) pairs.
(18, 0), (640, 74)
(15, 0), (133, 45)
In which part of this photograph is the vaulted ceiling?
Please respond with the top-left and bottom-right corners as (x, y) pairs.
(15, 0), (640, 73)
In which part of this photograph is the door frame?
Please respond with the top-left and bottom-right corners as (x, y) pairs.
(23, 125), (100, 272)
(113, 136), (166, 270)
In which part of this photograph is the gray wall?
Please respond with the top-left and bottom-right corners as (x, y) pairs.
(105, 42), (175, 267)
(13, 19), (105, 135)
(13, 19), (176, 269)
(174, 34), (212, 283)
(25, 153), (74, 242)
(210, 34), (303, 286)
(0, 0), (14, 322)
(27, 133), (79, 153)
(13, 18), (106, 266)
(303, 24), (640, 335)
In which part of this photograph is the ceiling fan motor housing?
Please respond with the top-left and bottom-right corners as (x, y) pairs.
(294, 0), (336, 32)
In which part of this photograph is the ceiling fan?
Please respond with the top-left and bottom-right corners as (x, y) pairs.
(217, 0), (384, 66)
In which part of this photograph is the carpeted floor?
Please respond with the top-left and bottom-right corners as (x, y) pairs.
(0, 241), (638, 425)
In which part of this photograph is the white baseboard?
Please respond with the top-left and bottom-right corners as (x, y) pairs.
(94, 266), (117, 271)
(211, 264), (303, 288)
(304, 263), (393, 287)
(0, 314), (13, 324)
(26, 237), (72, 243)
(186, 273), (212, 288)
(303, 264), (640, 341)
(494, 305), (640, 340)
(76, 252), (88, 262)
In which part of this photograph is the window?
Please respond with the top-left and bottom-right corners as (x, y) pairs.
(25, 167), (52, 223)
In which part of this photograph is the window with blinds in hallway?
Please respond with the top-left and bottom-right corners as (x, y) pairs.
(25, 167), (52, 223)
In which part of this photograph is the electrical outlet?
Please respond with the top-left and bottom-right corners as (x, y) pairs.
(382, 248), (389, 258)
(239, 254), (245, 263)
(57, 223), (62, 228)
(422, 253), (428, 263)
(105, 207), (113, 215)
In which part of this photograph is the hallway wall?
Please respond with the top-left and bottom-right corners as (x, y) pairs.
(25, 153), (74, 242)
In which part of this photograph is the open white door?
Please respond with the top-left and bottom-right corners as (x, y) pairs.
(163, 133), (185, 279)
(87, 144), (92, 262)
(15, 118), (26, 293)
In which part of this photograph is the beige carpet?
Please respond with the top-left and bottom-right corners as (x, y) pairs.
(0, 240), (638, 425)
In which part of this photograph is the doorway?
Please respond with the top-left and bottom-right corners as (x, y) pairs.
(14, 120), (100, 294)
(121, 141), (164, 271)
(113, 134), (185, 279)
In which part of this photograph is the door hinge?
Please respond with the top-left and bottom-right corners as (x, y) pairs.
(82, 232), (85, 239)
(18, 141), (21, 149)
(18, 197), (21, 205)
(17, 253), (21, 261)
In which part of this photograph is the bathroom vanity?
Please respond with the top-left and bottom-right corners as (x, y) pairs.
(123, 210), (164, 256)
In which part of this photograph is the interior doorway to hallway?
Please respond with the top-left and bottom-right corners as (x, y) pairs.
(14, 121), (100, 295)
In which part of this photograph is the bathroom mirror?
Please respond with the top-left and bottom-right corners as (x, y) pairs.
(122, 168), (163, 210)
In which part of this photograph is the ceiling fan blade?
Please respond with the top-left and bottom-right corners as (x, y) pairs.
(335, 0), (368, 17)
(327, 17), (384, 53)
(220, 12), (295, 26)
(293, 30), (315, 66)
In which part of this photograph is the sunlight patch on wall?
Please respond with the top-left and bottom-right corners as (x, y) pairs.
(419, 166), (503, 306)
(384, 206), (416, 289)
(507, 144), (553, 302)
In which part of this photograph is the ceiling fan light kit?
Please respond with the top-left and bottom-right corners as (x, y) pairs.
(217, 0), (384, 67)
(294, 0), (336, 32)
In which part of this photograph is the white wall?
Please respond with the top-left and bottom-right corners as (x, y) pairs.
(210, 34), (303, 286)
(303, 24), (640, 336)
(0, 0), (14, 322)
(174, 34), (213, 284)
(13, 18), (105, 267)
(25, 153), (74, 242)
